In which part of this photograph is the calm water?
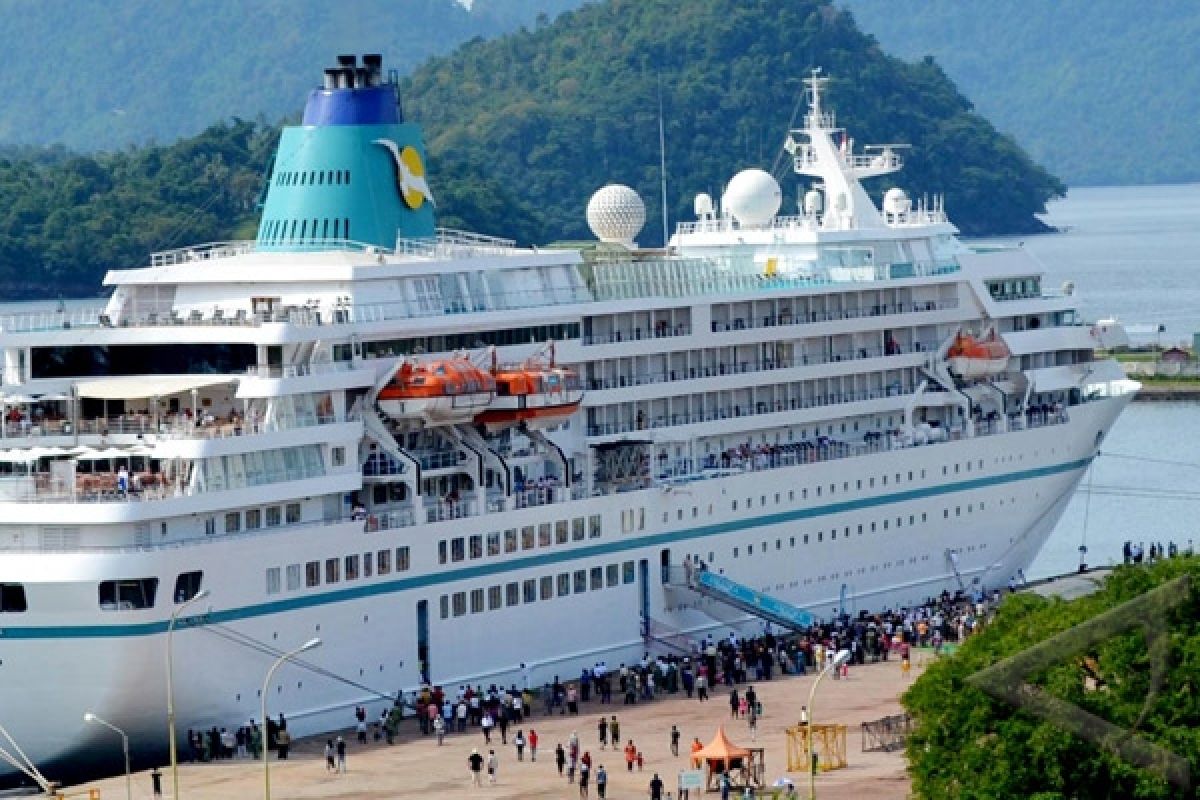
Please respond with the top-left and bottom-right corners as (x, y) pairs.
(990, 184), (1200, 577)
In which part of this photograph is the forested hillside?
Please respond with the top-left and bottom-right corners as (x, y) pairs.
(0, 0), (1063, 298)
(0, 0), (578, 151)
(839, 0), (1200, 186)
(408, 0), (1063, 245)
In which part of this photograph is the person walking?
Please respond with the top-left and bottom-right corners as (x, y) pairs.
(729, 688), (740, 719)
(670, 724), (680, 756)
(433, 714), (445, 745)
(336, 736), (347, 773)
(598, 716), (608, 749)
(650, 772), (665, 800)
(528, 728), (539, 761)
(624, 739), (638, 771)
(514, 729), (526, 761)
(150, 767), (162, 799)
(487, 749), (498, 784)
(468, 748), (484, 787)
(610, 716), (620, 748)
(324, 739), (336, 772)
(579, 758), (591, 798)
(596, 764), (608, 799)
(556, 743), (567, 776)
(481, 711), (494, 743)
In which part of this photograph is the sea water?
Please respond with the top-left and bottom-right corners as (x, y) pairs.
(980, 184), (1200, 577)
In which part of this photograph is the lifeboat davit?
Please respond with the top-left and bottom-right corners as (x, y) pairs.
(946, 332), (1010, 378)
(475, 349), (584, 434)
(378, 356), (496, 425)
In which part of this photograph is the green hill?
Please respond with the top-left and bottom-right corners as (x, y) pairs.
(410, 0), (1063, 245)
(837, 0), (1200, 186)
(0, 0), (577, 152)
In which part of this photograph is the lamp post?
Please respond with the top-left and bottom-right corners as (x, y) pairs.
(84, 712), (131, 800)
(262, 638), (321, 800)
(166, 588), (210, 800)
(807, 649), (850, 800)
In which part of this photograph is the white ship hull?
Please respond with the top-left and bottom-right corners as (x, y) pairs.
(0, 394), (1126, 780)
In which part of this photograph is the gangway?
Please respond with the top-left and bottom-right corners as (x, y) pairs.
(678, 569), (816, 632)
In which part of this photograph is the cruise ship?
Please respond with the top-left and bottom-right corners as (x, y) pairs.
(0, 56), (1137, 782)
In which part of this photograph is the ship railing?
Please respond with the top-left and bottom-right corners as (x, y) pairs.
(0, 305), (107, 334)
(586, 384), (918, 437)
(705, 300), (957, 335)
(582, 324), (691, 345)
(59, 412), (347, 441)
(349, 285), (592, 324)
(586, 341), (938, 390)
(395, 228), (518, 259)
(243, 362), (358, 379)
(150, 241), (257, 266)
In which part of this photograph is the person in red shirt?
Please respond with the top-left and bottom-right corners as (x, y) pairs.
(624, 740), (637, 771)
(528, 729), (539, 762)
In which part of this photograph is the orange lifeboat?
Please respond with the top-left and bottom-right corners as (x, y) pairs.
(946, 332), (1010, 378)
(378, 356), (496, 425)
(475, 349), (583, 434)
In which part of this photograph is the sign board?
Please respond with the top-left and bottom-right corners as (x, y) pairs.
(678, 769), (705, 790)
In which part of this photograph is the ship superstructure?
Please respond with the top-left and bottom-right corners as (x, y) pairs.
(0, 61), (1137, 781)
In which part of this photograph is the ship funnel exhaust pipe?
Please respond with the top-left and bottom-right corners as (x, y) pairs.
(323, 69), (338, 90)
(336, 54), (357, 68)
(339, 67), (354, 89)
(363, 53), (383, 87)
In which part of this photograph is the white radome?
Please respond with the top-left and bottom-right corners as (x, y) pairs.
(722, 168), (782, 227)
(587, 184), (646, 247)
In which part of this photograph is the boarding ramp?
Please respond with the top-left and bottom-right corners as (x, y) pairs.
(674, 568), (816, 632)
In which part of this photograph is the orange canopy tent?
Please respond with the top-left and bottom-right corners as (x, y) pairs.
(691, 726), (755, 789)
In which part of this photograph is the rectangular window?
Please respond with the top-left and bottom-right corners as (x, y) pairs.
(98, 578), (158, 611)
(285, 503), (302, 524)
(521, 525), (536, 550)
(573, 518), (586, 541)
(362, 552), (373, 578)
(0, 583), (28, 612)
(540, 576), (554, 600)
(204, 517), (216, 536)
(266, 567), (281, 595)
(452, 592), (466, 617)
(469, 535), (483, 559)
(332, 446), (346, 467)
(506, 582), (520, 607)
(451, 538), (465, 562)
(344, 554), (359, 581)
(438, 540), (447, 564)
(325, 558), (340, 583)
(488, 585), (502, 610)
(487, 532), (501, 557)
(266, 506), (282, 527)
(589, 514), (602, 538)
(606, 564), (619, 587)
(590, 567), (604, 590)
(538, 523), (552, 547)
(377, 550), (392, 575)
(396, 546), (410, 571)
(573, 569), (587, 593)
(555, 520), (569, 544)
(557, 573), (571, 597)
(622, 560), (635, 584)
(470, 588), (484, 613)
(439, 595), (449, 619)
(173, 571), (203, 603)
(524, 578), (538, 604)
(504, 529), (518, 553)
(245, 509), (262, 530)
(286, 564), (301, 591)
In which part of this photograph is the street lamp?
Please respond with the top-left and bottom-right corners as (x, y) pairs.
(262, 638), (321, 800)
(166, 588), (210, 800)
(84, 712), (131, 800)
(807, 648), (851, 800)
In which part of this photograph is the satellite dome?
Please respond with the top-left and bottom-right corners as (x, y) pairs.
(694, 192), (715, 217)
(587, 184), (645, 247)
(883, 187), (910, 215)
(722, 169), (782, 227)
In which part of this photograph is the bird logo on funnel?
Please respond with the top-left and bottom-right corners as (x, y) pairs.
(373, 139), (436, 209)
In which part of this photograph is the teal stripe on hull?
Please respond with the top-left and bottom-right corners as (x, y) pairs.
(0, 456), (1091, 640)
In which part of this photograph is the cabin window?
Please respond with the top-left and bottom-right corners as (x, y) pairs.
(266, 568), (281, 595)
(305, 561), (320, 587)
(174, 571), (204, 603)
(377, 550), (392, 575)
(0, 583), (27, 612)
(99, 578), (158, 611)
(524, 579), (537, 603)
(286, 564), (301, 590)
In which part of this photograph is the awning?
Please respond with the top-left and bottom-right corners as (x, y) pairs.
(74, 374), (236, 400)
